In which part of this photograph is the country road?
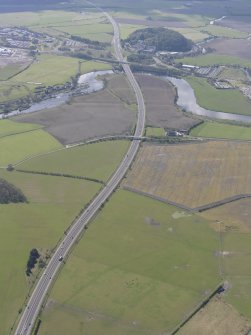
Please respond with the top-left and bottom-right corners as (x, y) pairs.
(14, 5), (146, 335)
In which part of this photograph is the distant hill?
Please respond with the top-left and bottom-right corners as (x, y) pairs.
(124, 27), (193, 52)
(0, 0), (64, 4)
(0, 178), (27, 204)
(0, 0), (71, 12)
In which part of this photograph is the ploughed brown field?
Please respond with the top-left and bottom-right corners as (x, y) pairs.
(135, 74), (200, 130)
(206, 38), (251, 60)
(15, 74), (136, 144)
(123, 141), (251, 209)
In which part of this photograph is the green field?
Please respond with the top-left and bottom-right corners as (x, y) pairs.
(218, 67), (247, 82)
(0, 129), (62, 167)
(18, 141), (129, 181)
(0, 64), (25, 81)
(0, 170), (100, 335)
(200, 25), (248, 39)
(119, 24), (145, 39)
(0, 82), (33, 103)
(80, 61), (112, 74)
(145, 127), (165, 137)
(173, 27), (209, 42)
(0, 10), (97, 28)
(54, 22), (113, 43)
(186, 76), (251, 115)
(39, 190), (220, 335)
(0, 119), (41, 138)
(14, 54), (80, 86)
(190, 122), (251, 140)
(222, 232), (251, 320)
(179, 54), (251, 68)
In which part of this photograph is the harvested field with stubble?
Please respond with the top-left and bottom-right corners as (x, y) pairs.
(218, 17), (251, 33)
(206, 38), (251, 60)
(177, 296), (251, 335)
(124, 141), (251, 209)
(200, 198), (251, 233)
(15, 75), (135, 144)
(135, 75), (200, 130)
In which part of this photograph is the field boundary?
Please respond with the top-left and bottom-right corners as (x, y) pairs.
(0, 126), (43, 140)
(15, 169), (105, 185)
(123, 186), (251, 212)
(123, 186), (193, 211)
(169, 282), (224, 335)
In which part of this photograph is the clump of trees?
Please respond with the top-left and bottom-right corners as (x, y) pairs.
(127, 53), (154, 65)
(26, 249), (40, 276)
(0, 178), (27, 204)
(124, 27), (193, 52)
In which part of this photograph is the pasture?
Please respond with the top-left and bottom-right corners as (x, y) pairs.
(15, 75), (135, 144)
(218, 67), (247, 82)
(0, 119), (40, 138)
(145, 127), (165, 137)
(119, 24), (146, 39)
(18, 140), (129, 182)
(135, 74), (200, 130)
(14, 54), (80, 86)
(79, 61), (112, 74)
(201, 25), (248, 39)
(186, 76), (251, 115)
(179, 54), (251, 68)
(0, 129), (62, 167)
(190, 122), (251, 140)
(39, 190), (219, 335)
(221, 232), (251, 320)
(0, 64), (26, 81)
(0, 10), (101, 28)
(0, 82), (33, 103)
(124, 141), (251, 209)
(172, 27), (209, 42)
(54, 22), (113, 43)
(0, 170), (100, 335)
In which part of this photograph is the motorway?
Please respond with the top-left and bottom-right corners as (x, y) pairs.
(14, 6), (146, 335)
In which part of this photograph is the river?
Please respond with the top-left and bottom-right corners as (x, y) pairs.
(166, 76), (251, 123)
(0, 70), (114, 120)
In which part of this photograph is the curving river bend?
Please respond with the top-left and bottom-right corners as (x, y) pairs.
(166, 76), (251, 123)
